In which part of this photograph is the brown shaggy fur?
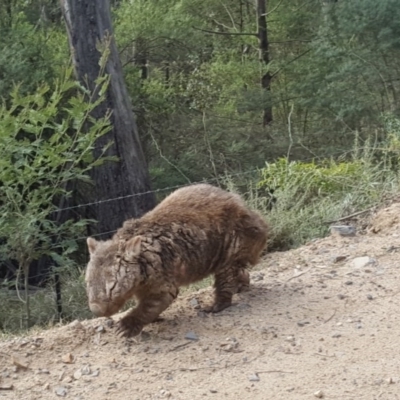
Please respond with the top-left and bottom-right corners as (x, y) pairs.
(85, 184), (268, 337)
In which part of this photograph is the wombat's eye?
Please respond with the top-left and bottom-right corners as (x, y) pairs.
(115, 254), (121, 260)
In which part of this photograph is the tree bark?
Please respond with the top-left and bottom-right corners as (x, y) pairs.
(60, 0), (156, 238)
(256, 0), (273, 126)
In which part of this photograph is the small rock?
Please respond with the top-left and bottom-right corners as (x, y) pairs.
(55, 386), (68, 397)
(367, 294), (373, 300)
(345, 281), (353, 285)
(248, 373), (260, 382)
(96, 325), (105, 333)
(210, 389), (218, 393)
(330, 225), (356, 237)
(43, 382), (50, 390)
(297, 320), (310, 327)
(331, 333), (341, 338)
(63, 376), (73, 384)
(197, 310), (207, 318)
(73, 370), (82, 380)
(91, 369), (100, 377)
(61, 353), (74, 364)
(314, 389), (324, 398)
(159, 389), (171, 398)
(386, 377), (395, 384)
(189, 298), (200, 309)
(12, 356), (28, 370)
(81, 365), (91, 375)
(332, 255), (347, 263)
(337, 294), (346, 300)
(352, 256), (376, 270)
(185, 331), (199, 341)
(0, 384), (13, 390)
(221, 342), (240, 352)
(37, 369), (50, 375)
(68, 320), (84, 330)
(105, 319), (114, 328)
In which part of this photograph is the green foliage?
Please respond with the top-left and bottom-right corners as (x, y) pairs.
(259, 158), (375, 201)
(0, 268), (92, 332)
(255, 146), (399, 250)
(0, 69), (111, 329)
(0, 8), (67, 100)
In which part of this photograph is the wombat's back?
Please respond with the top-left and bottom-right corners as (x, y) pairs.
(143, 184), (252, 229)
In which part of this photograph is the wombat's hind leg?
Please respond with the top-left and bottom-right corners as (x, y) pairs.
(237, 268), (250, 293)
(203, 267), (239, 313)
(117, 290), (177, 337)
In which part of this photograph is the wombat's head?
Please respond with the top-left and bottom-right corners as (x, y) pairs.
(85, 236), (142, 317)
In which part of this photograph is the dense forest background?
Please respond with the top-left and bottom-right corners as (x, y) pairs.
(1, 0), (400, 331)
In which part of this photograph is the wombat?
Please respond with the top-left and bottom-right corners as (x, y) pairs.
(85, 184), (268, 337)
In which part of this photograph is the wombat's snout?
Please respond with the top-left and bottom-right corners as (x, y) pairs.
(89, 303), (111, 317)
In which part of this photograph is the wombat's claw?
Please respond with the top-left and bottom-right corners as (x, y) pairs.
(116, 317), (143, 338)
(237, 283), (250, 293)
(202, 302), (231, 313)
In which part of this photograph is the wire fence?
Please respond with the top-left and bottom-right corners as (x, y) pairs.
(2, 144), (366, 254)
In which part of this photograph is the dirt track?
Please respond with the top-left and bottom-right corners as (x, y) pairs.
(1, 204), (400, 400)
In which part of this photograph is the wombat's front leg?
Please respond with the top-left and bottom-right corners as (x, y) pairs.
(117, 290), (177, 337)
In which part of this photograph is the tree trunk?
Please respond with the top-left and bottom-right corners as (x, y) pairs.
(60, 0), (156, 238)
(256, 0), (273, 126)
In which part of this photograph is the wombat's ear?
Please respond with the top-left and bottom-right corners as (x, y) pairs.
(87, 237), (98, 255)
(125, 236), (142, 261)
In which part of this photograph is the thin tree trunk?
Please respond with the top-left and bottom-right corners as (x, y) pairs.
(256, 0), (273, 126)
(60, 0), (156, 238)
(23, 261), (31, 329)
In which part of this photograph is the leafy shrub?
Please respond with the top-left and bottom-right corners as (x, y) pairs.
(255, 153), (398, 249)
(0, 69), (111, 330)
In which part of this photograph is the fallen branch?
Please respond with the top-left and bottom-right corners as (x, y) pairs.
(324, 207), (375, 224)
(168, 341), (193, 352)
(286, 267), (312, 282)
(323, 309), (337, 324)
(256, 370), (294, 374)
(313, 353), (336, 358)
